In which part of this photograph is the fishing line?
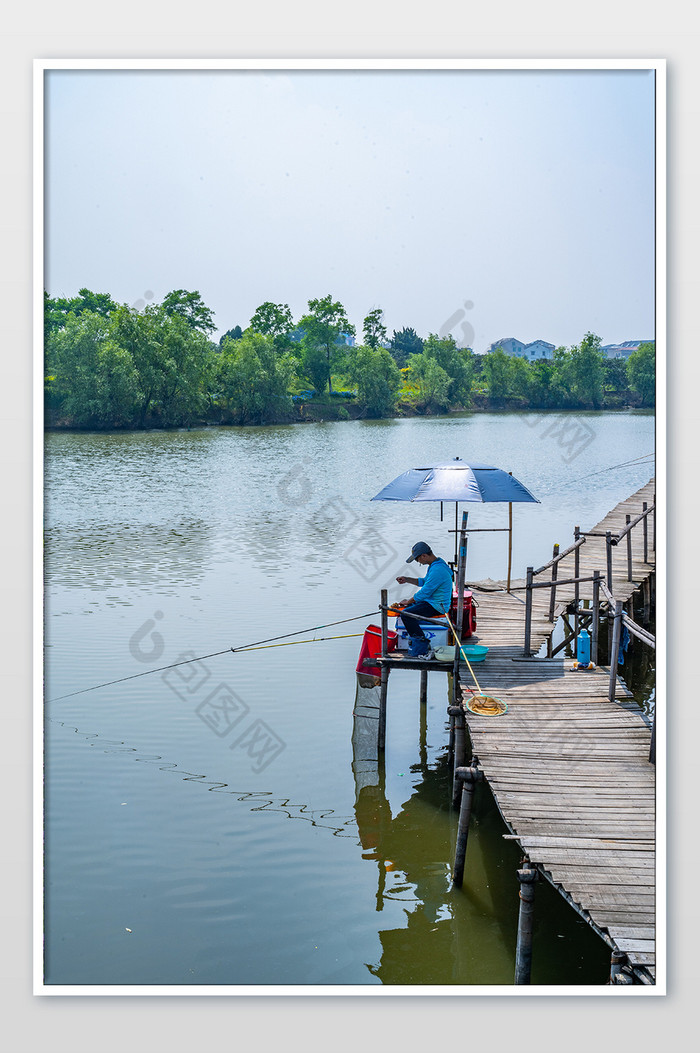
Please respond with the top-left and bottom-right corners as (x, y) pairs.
(46, 610), (378, 704)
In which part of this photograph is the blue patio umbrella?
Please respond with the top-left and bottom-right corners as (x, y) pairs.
(371, 457), (539, 585)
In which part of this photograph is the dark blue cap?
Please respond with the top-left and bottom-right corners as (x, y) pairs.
(406, 542), (432, 563)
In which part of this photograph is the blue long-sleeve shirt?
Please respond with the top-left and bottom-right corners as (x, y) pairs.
(413, 557), (454, 612)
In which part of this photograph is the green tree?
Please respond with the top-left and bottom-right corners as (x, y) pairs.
(390, 326), (423, 367)
(45, 309), (139, 427)
(216, 331), (295, 424)
(566, 332), (605, 408)
(422, 333), (474, 406)
(482, 348), (511, 402)
(508, 355), (531, 401)
(363, 307), (388, 350)
(627, 342), (655, 406)
(347, 346), (401, 417)
(249, 302), (295, 351)
(44, 288), (118, 335)
(299, 295), (355, 395)
(604, 357), (631, 399)
(408, 353), (451, 412)
(109, 304), (213, 426)
(219, 325), (243, 346)
(528, 358), (564, 408)
(161, 289), (216, 335)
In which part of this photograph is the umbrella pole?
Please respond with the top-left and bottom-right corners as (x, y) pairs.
(507, 501), (513, 593)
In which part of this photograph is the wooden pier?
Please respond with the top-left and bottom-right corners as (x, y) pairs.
(374, 478), (657, 984)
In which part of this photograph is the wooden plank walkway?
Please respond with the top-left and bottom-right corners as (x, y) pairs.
(459, 478), (656, 983)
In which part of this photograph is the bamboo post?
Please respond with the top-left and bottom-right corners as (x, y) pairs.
(608, 600), (623, 702)
(591, 570), (601, 666)
(452, 512), (468, 706)
(653, 492), (656, 552)
(606, 531), (613, 589)
(626, 514), (633, 582)
(451, 766), (482, 888)
(419, 669), (428, 706)
(514, 866), (538, 985)
(450, 706), (467, 807)
(378, 589), (389, 751)
(524, 567), (534, 656)
(642, 502), (648, 562)
(574, 526), (580, 635)
(548, 543), (559, 623)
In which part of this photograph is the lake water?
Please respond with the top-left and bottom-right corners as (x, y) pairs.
(43, 410), (655, 988)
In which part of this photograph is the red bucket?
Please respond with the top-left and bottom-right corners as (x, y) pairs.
(356, 624), (398, 678)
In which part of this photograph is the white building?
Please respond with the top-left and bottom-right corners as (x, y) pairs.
(487, 337), (525, 356)
(601, 340), (652, 360)
(487, 337), (555, 360)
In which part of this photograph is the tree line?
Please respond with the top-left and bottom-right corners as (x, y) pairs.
(44, 288), (655, 429)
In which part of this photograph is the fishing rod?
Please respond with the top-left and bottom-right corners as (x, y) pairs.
(45, 610), (379, 704)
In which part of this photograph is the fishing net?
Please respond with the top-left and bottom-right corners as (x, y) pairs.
(465, 693), (508, 716)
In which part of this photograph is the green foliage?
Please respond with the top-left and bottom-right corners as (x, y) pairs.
(407, 353), (451, 412)
(390, 326), (423, 366)
(346, 346), (401, 417)
(44, 288), (118, 336)
(481, 348), (511, 402)
(363, 307), (388, 350)
(216, 331), (295, 424)
(249, 302), (295, 350)
(604, 357), (631, 397)
(564, 332), (605, 408)
(298, 295), (355, 394)
(627, 342), (655, 406)
(161, 289), (216, 335)
(422, 333), (474, 406)
(219, 325), (243, 346)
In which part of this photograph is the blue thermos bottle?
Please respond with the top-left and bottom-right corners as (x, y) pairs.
(576, 628), (591, 666)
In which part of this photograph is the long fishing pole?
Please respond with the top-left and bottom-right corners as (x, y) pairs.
(46, 610), (379, 704)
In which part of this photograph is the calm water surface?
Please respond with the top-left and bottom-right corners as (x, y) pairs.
(44, 411), (655, 986)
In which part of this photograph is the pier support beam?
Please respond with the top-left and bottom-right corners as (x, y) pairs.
(610, 950), (632, 984)
(514, 865), (538, 985)
(451, 765), (482, 888)
(449, 706), (467, 807)
(378, 590), (389, 751)
(419, 669), (428, 706)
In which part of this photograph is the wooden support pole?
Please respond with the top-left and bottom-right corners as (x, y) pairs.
(450, 706), (467, 808)
(650, 708), (656, 765)
(419, 669), (428, 706)
(548, 543), (560, 623)
(514, 866), (538, 985)
(574, 526), (580, 636)
(524, 567), (534, 656)
(452, 766), (482, 888)
(643, 575), (651, 624)
(606, 531), (613, 589)
(626, 514), (633, 582)
(610, 950), (629, 984)
(379, 590), (389, 751)
(653, 492), (656, 552)
(608, 600), (623, 702)
(643, 502), (649, 562)
(591, 570), (601, 666)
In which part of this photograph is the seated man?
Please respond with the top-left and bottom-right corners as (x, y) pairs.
(396, 542), (454, 658)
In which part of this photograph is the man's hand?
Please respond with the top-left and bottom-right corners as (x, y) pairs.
(396, 575), (409, 585)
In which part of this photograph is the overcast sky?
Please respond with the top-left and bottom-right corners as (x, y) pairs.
(44, 66), (656, 351)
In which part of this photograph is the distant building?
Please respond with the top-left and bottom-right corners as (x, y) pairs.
(487, 337), (525, 356)
(601, 340), (653, 360)
(487, 337), (555, 360)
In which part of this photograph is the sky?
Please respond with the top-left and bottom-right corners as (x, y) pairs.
(44, 66), (657, 351)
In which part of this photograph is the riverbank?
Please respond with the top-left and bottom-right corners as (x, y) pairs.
(45, 396), (653, 431)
